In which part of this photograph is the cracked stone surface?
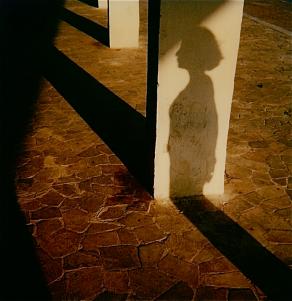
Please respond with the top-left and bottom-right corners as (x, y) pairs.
(14, 0), (291, 300)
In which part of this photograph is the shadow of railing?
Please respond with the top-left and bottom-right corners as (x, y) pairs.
(61, 8), (109, 46)
(44, 47), (152, 192)
(77, 0), (99, 7)
(174, 197), (292, 301)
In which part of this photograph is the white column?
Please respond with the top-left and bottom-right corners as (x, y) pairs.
(108, 0), (139, 48)
(153, 0), (244, 200)
(98, 0), (108, 9)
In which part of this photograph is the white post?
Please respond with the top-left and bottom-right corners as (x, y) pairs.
(108, 0), (140, 48)
(98, 0), (108, 9)
(153, 0), (244, 200)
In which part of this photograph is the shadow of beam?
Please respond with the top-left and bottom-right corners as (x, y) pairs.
(44, 47), (152, 192)
(61, 8), (109, 46)
(77, 0), (99, 7)
(174, 197), (292, 301)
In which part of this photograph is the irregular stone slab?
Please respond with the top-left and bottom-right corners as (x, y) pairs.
(65, 267), (103, 300)
(37, 248), (63, 284)
(99, 245), (140, 270)
(83, 232), (119, 250)
(158, 254), (199, 288)
(139, 242), (165, 267)
(64, 251), (102, 270)
(62, 208), (90, 232)
(103, 271), (129, 293)
(129, 268), (176, 299)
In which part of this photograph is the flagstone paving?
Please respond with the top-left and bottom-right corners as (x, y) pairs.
(15, 0), (291, 300)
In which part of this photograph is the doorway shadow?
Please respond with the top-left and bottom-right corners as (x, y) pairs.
(174, 196), (292, 301)
(61, 7), (109, 46)
(169, 27), (221, 197)
(44, 47), (152, 192)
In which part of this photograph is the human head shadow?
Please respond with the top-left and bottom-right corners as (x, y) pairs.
(168, 27), (222, 197)
(174, 196), (292, 301)
(0, 0), (64, 299)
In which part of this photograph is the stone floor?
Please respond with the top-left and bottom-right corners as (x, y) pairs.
(15, 0), (291, 300)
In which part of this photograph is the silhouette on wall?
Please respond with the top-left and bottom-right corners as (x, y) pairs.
(169, 27), (222, 197)
(0, 1), (64, 299)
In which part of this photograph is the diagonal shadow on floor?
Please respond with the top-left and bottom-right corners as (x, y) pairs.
(174, 196), (292, 301)
(44, 47), (153, 193)
(61, 8), (109, 46)
(77, 0), (99, 8)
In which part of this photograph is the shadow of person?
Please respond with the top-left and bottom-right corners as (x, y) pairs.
(0, 1), (64, 299)
(168, 27), (222, 198)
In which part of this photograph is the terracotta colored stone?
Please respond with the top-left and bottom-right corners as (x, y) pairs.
(64, 251), (102, 269)
(65, 267), (103, 300)
(240, 206), (291, 231)
(88, 222), (122, 234)
(129, 268), (176, 299)
(39, 229), (81, 258)
(62, 208), (89, 232)
(139, 242), (166, 267)
(30, 206), (62, 220)
(37, 248), (63, 284)
(79, 193), (105, 212)
(257, 186), (286, 199)
(156, 282), (194, 301)
(117, 228), (139, 245)
(103, 271), (129, 293)
(202, 271), (250, 288)
(38, 190), (64, 206)
(92, 175), (114, 185)
(21, 199), (43, 211)
(36, 218), (63, 238)
(78, 145), (102, 157)
(158, 253), (199, 288)
(134, 224), (168, 244)
(127, 200), (151, 212)
(98, 205), (127, 220)
(193, 243), (223, 264)
(83, 232), (119, 250)
(109, 155), (122, 164)
(99, 245), (140, 270)
(199, 257), (237, 274)
(97, 144), (113, 155)
(92, 184), (129, 196)
(101, 165), (126, 175)
(86, 154), (109, 166)
(52, 183), (79, 197)
(248, 140), (269, 148)
(60, 197), (79, 211)
(105, 195), (136, 206)
(271, 244), (292, 265)
(49, 279), (66, 301)
(165, 232), (207, 262)
(119, 212), (154, 228)
(269, 168), (289, 179)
